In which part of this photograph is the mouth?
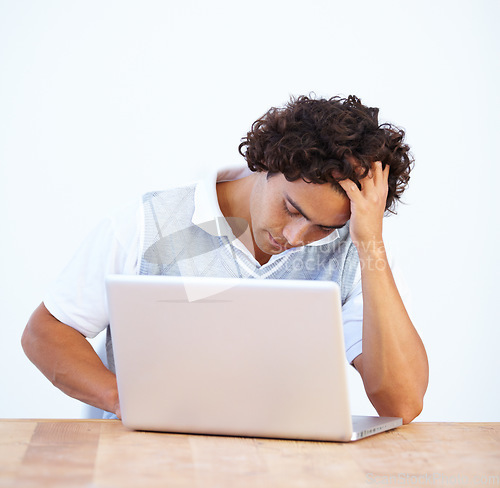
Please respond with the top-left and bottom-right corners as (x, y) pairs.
(268, 232), (287, 251)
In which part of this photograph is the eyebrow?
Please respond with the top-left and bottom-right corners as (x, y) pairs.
(285, 194), (345, 230)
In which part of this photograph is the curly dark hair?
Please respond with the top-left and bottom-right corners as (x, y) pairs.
(238, 95), (413, 213)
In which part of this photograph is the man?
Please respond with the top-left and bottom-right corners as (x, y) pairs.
(22, 95), (428, 424)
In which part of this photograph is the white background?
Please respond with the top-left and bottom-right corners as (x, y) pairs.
(1, 0), (499, 421)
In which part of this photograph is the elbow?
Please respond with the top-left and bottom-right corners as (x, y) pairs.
(21, 304), (50, 367)
(377, 398), (423, 425)
(21, 322), (47, 376)
(21, 323), (35, 361)
(399, 400), (424, 425)
(22, 303), (53, 363)
(21, 319), (60, 387)
(367, 387), (425, 425)
(362, 368), (428, 425)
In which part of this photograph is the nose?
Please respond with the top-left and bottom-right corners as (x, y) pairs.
(282, 220), (310, 247)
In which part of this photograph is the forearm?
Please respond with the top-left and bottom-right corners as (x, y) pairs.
(22, 303), (120, 416)
(356, 243), (428, 423)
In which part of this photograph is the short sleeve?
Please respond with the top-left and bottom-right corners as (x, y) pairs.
(43, 200), (142, 338)
(342, 277), (363, 364)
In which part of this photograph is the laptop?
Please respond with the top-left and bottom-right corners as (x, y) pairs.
(106, 275), (402, 442)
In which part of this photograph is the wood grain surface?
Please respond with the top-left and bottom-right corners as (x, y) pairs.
(0, 420), (499, 487)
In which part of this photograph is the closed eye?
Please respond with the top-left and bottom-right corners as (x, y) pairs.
(283, 200), (299, 217)
(318, 225), (336, 234)
(283, 196), (346, 232)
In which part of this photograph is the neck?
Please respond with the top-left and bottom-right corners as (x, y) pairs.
(216, 174), (254, 225)
(216, 174), (270, 265)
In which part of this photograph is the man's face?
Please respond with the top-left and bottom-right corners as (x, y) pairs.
(249, 172), (351, 256)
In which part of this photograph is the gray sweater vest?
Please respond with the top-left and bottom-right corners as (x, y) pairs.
(106, 185), (360, 373)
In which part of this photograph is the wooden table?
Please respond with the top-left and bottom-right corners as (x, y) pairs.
(1, 420), (499, 487)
